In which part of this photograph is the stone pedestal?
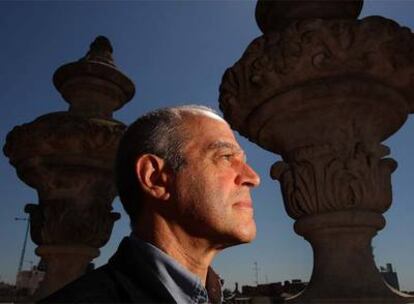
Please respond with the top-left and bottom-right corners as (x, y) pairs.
(34, 245), (99, 298)
(3, 36), (135, 299)
(290, 212), (410, 303)
(219, 1), (414, 302)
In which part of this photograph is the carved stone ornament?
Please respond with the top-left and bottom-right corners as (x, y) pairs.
(271, 143), (397, 219)
(82, 36), (115, 66)
(3, 36), (135, 299)
(3, 101), (125, 265)
(220, 16), (414, 140)
(26, 200), (120, 248)
(255, 0), (363, 34)
(219, 1), (414, 302)
(3, 112), (125, 197)
(4, 113), (125, 169)
(53, 36), (135, 118)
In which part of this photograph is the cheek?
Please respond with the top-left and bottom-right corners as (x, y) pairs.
(177, 173), (221, 216)
(212, 171), (235, 193)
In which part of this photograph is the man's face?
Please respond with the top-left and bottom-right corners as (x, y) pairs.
(172, 114), (260, 249)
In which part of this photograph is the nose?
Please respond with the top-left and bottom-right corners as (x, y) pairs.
(238, 162), (261, 188)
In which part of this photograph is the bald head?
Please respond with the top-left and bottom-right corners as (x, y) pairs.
(116, 105), (225, 225)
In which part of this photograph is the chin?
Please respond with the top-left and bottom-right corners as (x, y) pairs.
(228, 223), (257, 246)
(239, 227), (257, 243)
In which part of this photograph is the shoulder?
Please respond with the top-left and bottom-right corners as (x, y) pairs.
(38, 263), (156, 303)
(38, 237), (176, 303)
(38, 264), (122, 303)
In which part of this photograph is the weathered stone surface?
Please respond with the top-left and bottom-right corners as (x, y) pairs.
(219, 0), (414, 302)
(34, 245), (99, 299)
(3, 36), (135, 299)
(4, 113), (124, 170)
(220, 17), (414, 136)
(289, 211), (412, 303)
(271, 143), (397, 219)
(255, 0), (363, 34)
(53, 36), (135, 118)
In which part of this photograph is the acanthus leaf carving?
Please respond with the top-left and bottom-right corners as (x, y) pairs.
(271, 143), (396, 219)
(25, 198), (120, 248)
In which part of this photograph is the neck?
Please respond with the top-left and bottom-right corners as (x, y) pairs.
(133, 213), (219, 286)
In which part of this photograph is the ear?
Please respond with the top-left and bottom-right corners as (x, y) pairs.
(135, 154), (171, 201)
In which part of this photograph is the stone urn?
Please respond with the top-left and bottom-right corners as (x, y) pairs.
(3, 36), (135, 299)
(219, 0), (414, 302)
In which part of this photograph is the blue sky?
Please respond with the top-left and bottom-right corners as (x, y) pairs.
(1, 0), (414, 292)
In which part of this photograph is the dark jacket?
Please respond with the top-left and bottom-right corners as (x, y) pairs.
(40, 237), (222, 303)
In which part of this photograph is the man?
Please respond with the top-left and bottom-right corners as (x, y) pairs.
(41, 105), (260, 303)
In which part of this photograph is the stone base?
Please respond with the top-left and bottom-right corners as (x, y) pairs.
(286, 294), (414, 304)
(287, 211), (414, 304)
(33, 244), (99, 300)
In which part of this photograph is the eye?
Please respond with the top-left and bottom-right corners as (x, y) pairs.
(221, 154), (234, 160)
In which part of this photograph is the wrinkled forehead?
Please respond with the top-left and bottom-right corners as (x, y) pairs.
(179, 111), (241, 150)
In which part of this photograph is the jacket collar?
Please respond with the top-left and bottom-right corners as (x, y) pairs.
(206, 267), (223, 304)
(109, 237), (223, 304)
(109, 237), (177, 303)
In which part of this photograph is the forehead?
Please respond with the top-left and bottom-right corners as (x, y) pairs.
(181, 114), (240, 151)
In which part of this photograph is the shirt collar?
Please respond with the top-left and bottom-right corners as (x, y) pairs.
(129, 236), (222, 304)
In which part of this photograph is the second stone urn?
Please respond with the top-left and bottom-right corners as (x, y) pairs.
(219, 0), (414, 302)
(3, 36), (135, 299)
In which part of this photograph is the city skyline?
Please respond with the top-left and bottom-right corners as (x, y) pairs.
(1, 0), (414, 292)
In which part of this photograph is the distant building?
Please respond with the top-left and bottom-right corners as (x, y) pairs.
(15, 264), (45, 295)
(225, 280), (307, 303)
(379, 263), (400, 290)
(0, 281), (16, 301)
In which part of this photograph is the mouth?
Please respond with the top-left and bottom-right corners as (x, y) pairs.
(233, 201), (253, 210)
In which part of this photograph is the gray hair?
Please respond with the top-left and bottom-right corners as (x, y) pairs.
(115, 105), (222, 225)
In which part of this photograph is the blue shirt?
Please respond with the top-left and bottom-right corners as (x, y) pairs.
(129, 236), (221, 304)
